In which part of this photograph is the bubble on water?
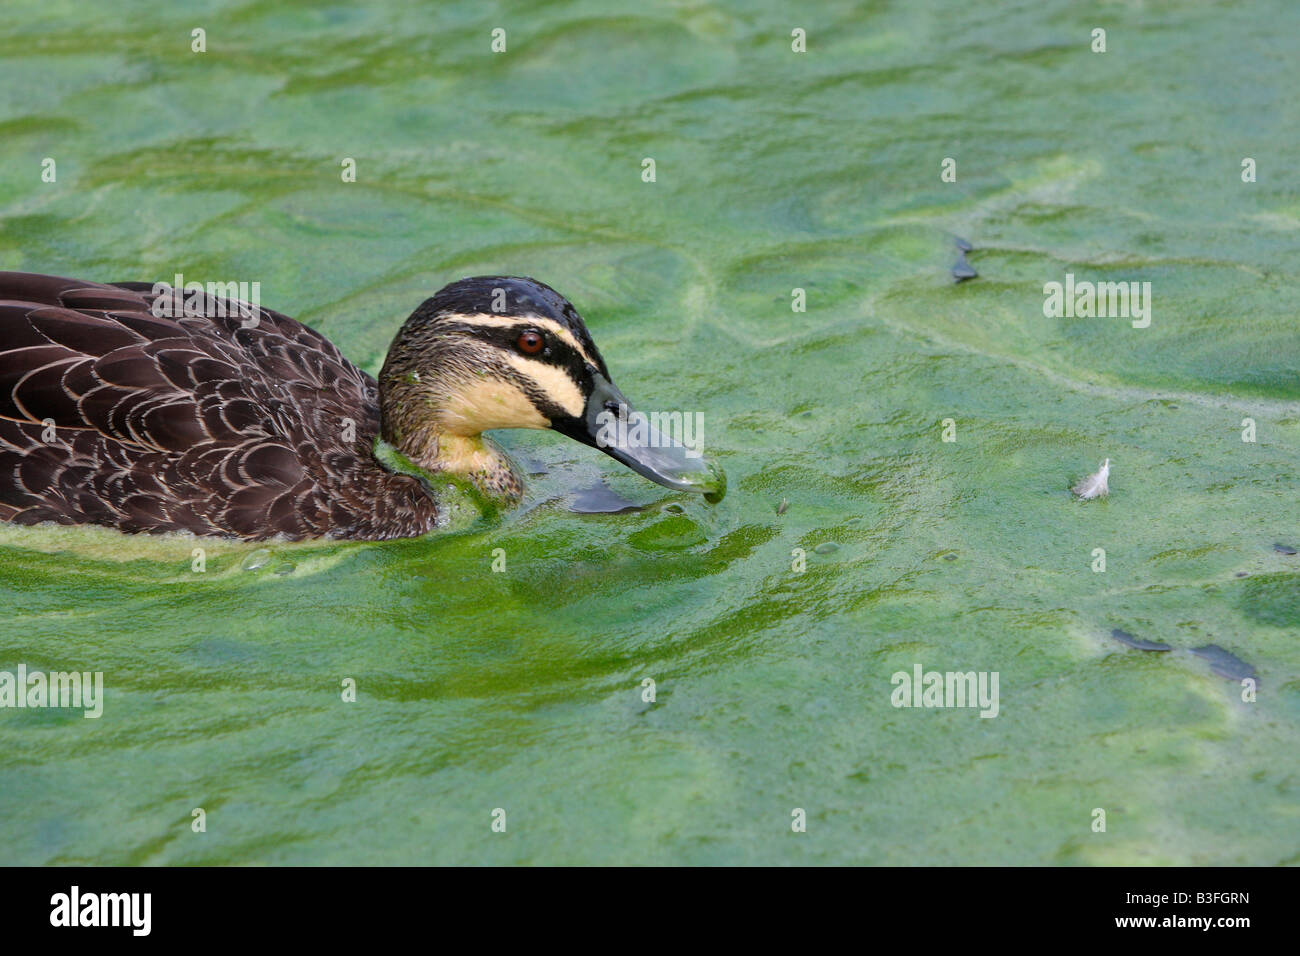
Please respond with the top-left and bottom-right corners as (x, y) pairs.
(274, 562), (296, 576)
(814, 542), (839, 555)
(241, 548), (272, 571)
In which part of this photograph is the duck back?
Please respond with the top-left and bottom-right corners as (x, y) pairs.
(0, 273), (436, 540)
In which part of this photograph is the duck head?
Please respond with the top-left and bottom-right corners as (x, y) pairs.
(378, 276), (725, 504)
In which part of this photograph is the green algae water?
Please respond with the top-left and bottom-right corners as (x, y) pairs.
(1, 0), (1298, 865)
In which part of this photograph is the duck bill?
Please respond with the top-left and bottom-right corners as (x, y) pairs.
(560, 373), (725, 499)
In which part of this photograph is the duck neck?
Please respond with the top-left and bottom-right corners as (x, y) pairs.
(378, 384), (524, 505)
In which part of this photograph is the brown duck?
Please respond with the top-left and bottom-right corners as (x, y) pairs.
(0, 272), (722, 541)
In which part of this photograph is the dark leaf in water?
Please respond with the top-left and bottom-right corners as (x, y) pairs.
(1274, 542), (1297, 555)
(1110, 628), (1172, 651)
(1190, 644), (1258, 682)
(952, 255), (978, 282)
(954, 236), (973, 252)
(519, 455), (549, 477)
(568, 482), (641, 514)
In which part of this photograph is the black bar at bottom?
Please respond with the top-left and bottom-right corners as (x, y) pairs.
(0, 865), (1284, 941)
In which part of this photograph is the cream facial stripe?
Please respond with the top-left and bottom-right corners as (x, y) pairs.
(438, 377), (550, 435)
(502, 354), (586, 417)
(446, 313), (597, 369)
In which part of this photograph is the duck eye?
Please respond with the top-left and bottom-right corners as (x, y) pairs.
(516, 330), (545, 355)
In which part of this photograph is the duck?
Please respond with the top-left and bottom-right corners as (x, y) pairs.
(0, 272), (723, 541)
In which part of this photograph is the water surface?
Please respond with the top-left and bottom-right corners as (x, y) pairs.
(1, 0), (1297, 864)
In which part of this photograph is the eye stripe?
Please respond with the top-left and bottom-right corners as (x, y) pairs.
(438, 312), (598, 369)
(439, 320), (588, 386)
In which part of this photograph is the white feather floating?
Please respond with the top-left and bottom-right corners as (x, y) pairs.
(1072, 458), (1111, 500)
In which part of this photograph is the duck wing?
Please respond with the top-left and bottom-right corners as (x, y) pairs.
(0, 272), (429, 539)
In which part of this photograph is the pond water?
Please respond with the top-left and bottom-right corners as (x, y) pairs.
(0, 0), (1297, 864)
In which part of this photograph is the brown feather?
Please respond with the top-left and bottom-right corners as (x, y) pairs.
(0, 272), (438, 540)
